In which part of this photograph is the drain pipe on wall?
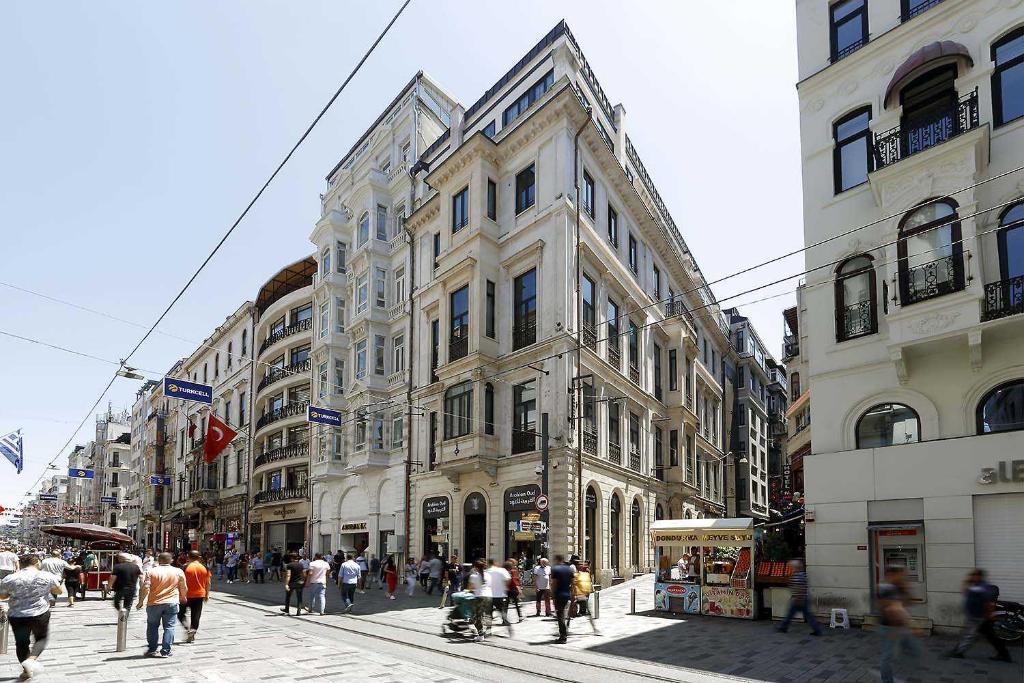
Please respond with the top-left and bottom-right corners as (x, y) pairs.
(573, 104), (591, 561)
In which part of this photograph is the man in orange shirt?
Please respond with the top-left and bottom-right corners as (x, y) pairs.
(177, 550), (211, 643)
(135, 552), (186, 658)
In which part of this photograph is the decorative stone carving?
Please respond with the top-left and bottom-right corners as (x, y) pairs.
(908, 311), (961, 335)
(890, 348), (909, 385)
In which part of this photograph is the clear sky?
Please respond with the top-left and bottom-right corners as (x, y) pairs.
(0, 1), (801, 511)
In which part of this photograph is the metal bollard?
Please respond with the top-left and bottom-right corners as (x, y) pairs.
(116, 609), (128, 652)
(0, 605), (8, 655)
(630, 588), (636, 614)
(593, 590), (600, 620)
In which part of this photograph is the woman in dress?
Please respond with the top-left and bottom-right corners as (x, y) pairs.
(384, 557), (398, 600)
(62, 561), (83, 606)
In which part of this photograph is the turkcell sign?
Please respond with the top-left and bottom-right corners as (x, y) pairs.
(100, 496), (117, 504)
(38, 494), (58, 502)
(163, 377), (213, 405)
(150, 475), (172, 486)
(68, 468), (94, 479)
(307, 406), (342, 427)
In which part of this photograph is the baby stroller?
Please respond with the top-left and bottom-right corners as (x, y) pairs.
(442, 590), (477, 637)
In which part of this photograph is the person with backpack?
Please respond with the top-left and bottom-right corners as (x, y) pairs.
(949, 568), (1012, 663)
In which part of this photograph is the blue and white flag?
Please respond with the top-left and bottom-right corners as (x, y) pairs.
(0, 429), (23, 474)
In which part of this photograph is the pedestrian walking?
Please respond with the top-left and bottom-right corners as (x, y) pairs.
(776, 559), (823, 636)
(0, 545), (20, 580)
(0, 553), (63, 679)
(62, 561), (82, 607)
(269, 548), (283, 582)
(369, 554), (381, 590)
(418, 556), (430, 590)
(250, 554), (265, 583)
(141, 549), (155, 572)
(305, 553), (331, 615)
(110, 552), (142, 615)
(338, 553), (360, 612)
(533, 558), (552, 616)
(571, 560), (598, 633)
(427, 554), (444, 595)
(384, 557), (398, 600)
(178, 551), (211, 643)
(550, 555), (574, 643)
(445, 554), (462, 607)
(280, 554), (306, 615)
(949, 568), (1013, 663)
(355, 552), (369, 593)
(486, 558), (513, 636)
(238, 553), (249, 583)
(505, 559), (523, 622)
(135, 552), (187, 658)
(405, 558), (418, 597)
(39, 550), (67, 580)
(468, 560), (491, 641)
(875, 565), (922, 683)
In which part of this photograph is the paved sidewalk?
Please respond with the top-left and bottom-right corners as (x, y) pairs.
(214, 573), (1023, 682)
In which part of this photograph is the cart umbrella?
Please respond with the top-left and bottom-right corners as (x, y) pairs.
(41, 523), (133, 546)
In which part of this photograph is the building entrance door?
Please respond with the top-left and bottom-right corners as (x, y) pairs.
(464, 492), (486, 562)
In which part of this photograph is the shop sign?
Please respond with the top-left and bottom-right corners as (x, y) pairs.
(340, 521), (368, 532)
(504, 484), (541, 511)
(272, 506), (296, 518)
(423, 496), (450, 519)
(522, 512), (541, 522)
(517, 520), (547, 533)
(702, 587), (753, 619)
(430, 534), (449, 543)
(878, 529), (917, 537)
(513, 531), (536, 541)
(978, 460), (1024, 484)
(652, 531), (753, 544)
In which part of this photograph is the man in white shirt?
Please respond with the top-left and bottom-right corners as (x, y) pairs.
(337, 554), (361, 613)
(142, 549), (155, 572)
(426, 554), (444, 595)
(39, 551), (67, 579)
(485, 558), (514, 636)
(0, 545), (20, 580)
(304, 553), (331, 616)
(533, 558), (552, 616)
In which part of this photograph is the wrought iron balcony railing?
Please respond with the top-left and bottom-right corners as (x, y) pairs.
(254, 441), (309, 469)
(900, 254), (964, 305)
(608, 442), (621, 465)
(607, 344), (621, 369)
(582, 428), (597, 455)
(255, 401), (310, 432)
(874, 89), (979, 169)
(832, 37), (867, 63)
(257, 358), (311, 394)
(449, 333), (468, 363)
(629, 365), (640, 385)
(628, 448), (641, 472)
(259, 318), (312, 356)
(837, 300), (876, 341)
(511, 426), (536, 455)
(512, 317), (537, 351)
(253, 485), (308, 506)
(982, 275), (1024, 322)
(902, 0), (944, 22)
(581, 323), (597, 351)
(664, 299), (696, 327)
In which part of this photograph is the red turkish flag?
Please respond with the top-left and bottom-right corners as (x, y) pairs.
(203, 415), (237, 464)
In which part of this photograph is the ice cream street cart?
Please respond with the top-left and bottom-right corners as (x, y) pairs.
(651, 518), (756, 619)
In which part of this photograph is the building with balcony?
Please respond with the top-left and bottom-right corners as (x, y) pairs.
(89, 408), (132, 531)
(796, 0), (1024, 629)
(405, 21), (731, 588)
(307, 73), (456, 558)
(782, 298), (809, 501)
(249, 259), (314, 554)
(130, 373), (179, 550)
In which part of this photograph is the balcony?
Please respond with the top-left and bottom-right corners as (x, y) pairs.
(346, 449), (390, 474)
(192, 488), (218, 507)
(608, 345), (621, 370)
(257, 358), (311, 394)
(982, 276), (1024, 322)
(581, 323), (597, 351)
(664, 299), (696, 328)
(837, 300), (877, 341)
(449, 335), (468, 363)
(512, 318), (537, 351)
(259, 318), (312, 356)
(253, 486), (308, 506)
(782, 334), (799, 360)
(387, 301), (407, 321)
(608, 442), (621, 465)
(254, 441), (309, 469)
(582, 428), (597, 456)
(873, 89), (979, 169)
(189, 436), (205, 454)
(902, 0), (944, 22)
(387, 369), (409, 389)
(629, 365), (640, 385)
(511, 426), (536, 455)
(900, 254), (964, 305)
(832, 37), (866, 63)
(255, 401), (310, 432)
(388, 232), (405, 254)
(628, 448), (641, 472)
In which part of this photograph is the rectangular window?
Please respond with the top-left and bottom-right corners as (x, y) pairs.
(582, 170), (595, 217)
(355, 340), (367, 379)
(738, 366), (745, 390)
(374, 335), (386, 375)
(401, 141), (411, 162)
(607, 299), (620, 352)
(429, 412), (438, 470)
(487, 179), (497, 220)
(502, 69), (554, 125)
(654, 426), (664, 480)
(319, 300), (329, 339)
(581, 274), (595, 329)
(430, 319), (440, 381)
(356, 273), (368, 314)
(628, 234), (638, 274)
(452, 187), (469, 232)
(485, 280), (496, 338)
(238, 391), (245, 426)
(318, 361), (328, 399)
(654, 343), (663, 401)
(668, 349), (678, 391)
(335, 298), (345, 334)
(320, 247), (331, 277)
(432, 232), (441, 270)
(609, 401), (620, 446)
(450, 285), (470, 362)
(515, 164), (536, 214)
(393, 334), (405, 374)
(830, 0), (868, 62)
(833, 108), (872, 193)
(334, 359), (344, 395)
(628, 320), (640, 370)
(376, 205), (388, 241)
(394, 266), (406, 305)
(513, 268), (537, 350)
(652, 264), (661, 299)
(372, 413), (385, 450)
(482, 121), (496, 139)
(357, 212), (369, 247)
(607, 205), (618, 246)
(393, 205), (405, 239)
(670, 429), (679, 467)
(993, 30), (1024, 126)
(335, 241), (347, 273)
(375, 267), (387, 308)
(629, 412), (640, 454)
(443, 382), (473, 439)
(512, 380), (537, 454)
(355, 417), (366, 449)
(391, 411), (403, 448)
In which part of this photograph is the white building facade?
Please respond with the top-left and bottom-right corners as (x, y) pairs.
(796, 0), (1024, 628)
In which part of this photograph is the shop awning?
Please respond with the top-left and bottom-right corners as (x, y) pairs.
(651, 518), (754, 532)
(161, 510), (183, 522)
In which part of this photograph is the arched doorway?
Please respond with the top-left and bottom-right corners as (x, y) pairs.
(610, 494), (621, 577)
(630, 499), (642, 571)
(585, 486), (598, 569)
(463, 492), (487, 562)
(655, 503), (664, 521)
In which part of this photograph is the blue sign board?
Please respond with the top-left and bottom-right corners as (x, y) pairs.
(307, 405), (342, 427)
(100, 496), (117, 504)
(163, 377), (213, 405)
(150, 475), (172, 487)
(38, 494), (58, 502)
(68, 468), (94, 479)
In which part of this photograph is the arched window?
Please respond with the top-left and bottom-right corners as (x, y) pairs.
(986, 203), (1024, 320)
(901, 65), (959, 157)
(484, 383), (495, 435)
(227, 341), (233, 368)
(630, 499), (642, 570)
(585, 486), (598, 566)
(976, 380), (1024, 434)
(610, 494), (621, 576)
(898, 200), (964, 305)
(443, 382), (473, 439)
(833, 107), (872, 193)
(856, 403), (921, 448)
(835, 255), (877, 341)
(655, 503), (664, 521)
(993, 28), (1024, 127)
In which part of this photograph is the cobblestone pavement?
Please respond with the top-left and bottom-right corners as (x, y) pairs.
(213, 572), (1023, 683)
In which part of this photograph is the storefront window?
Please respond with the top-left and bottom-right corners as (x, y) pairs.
(422, 496), (450, 558)
(585, 487), (597, 567)
(504, 485), (544, 583)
